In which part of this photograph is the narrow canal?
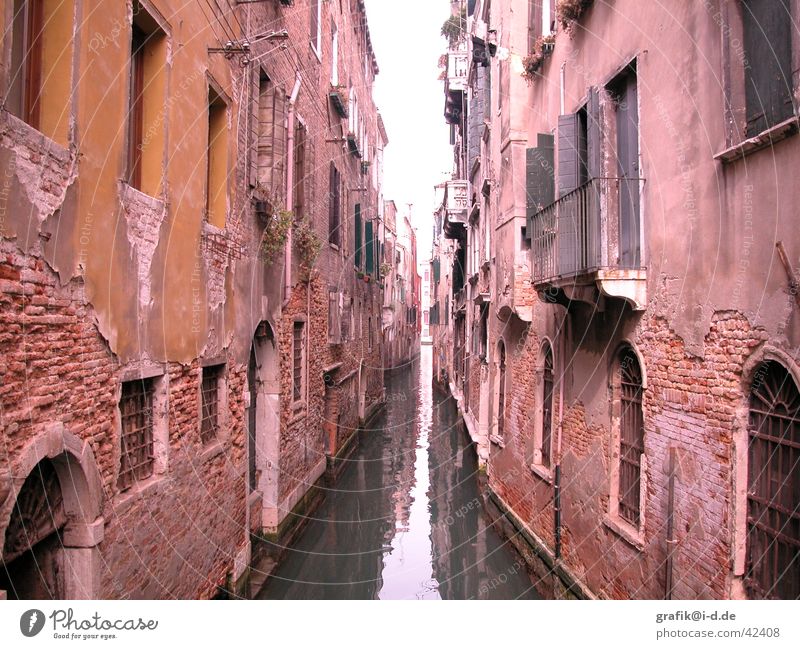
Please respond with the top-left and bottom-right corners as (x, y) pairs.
(256, 346), (538, 600)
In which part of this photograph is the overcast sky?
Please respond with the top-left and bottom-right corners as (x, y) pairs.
(364, 0), (453, 263)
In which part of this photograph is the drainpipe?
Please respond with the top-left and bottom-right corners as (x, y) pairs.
(665, 447), (677, 599)
(283, 73), (302, 306)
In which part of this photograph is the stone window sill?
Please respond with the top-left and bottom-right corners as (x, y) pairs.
(603, 513), (645, 551)
(201, 440), (225, 463)
(714, 116), (799, 164)
(489, 434), (505, 448)
(529, 462), (553, 484)
(114, 473), (167, 511)
(120, 181), (165, 208)
(289, 403), (307, 424)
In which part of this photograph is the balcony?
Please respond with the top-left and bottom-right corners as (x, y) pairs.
(443, 48), (468, 124)
(530, 177), (647, 310)
(443, 180), (468, 239)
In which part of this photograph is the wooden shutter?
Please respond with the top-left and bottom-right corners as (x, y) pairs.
(258, 82), (287, 196)
(354, 204), (362, 268)
(557, 113), (580, 197)
(328, 288), (341, 344)
(587, 87), (602, 180)
(365, 220), (374, 274)
(525, 133), (555, 240)
(742, 0), (793, 136)
(616, 69), (640, 269)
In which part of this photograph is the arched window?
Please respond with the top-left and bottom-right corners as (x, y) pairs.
(497, 341), (507, 440)
(617, 346), (644, 527)
(531, 341), (555, 475)
(746, 361), (800, 599)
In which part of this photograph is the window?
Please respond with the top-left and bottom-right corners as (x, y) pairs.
(310, 0), (321, 55)
(368, 316), (373, 349)
(341, 298), (352, 342)
(329, 163), (341, 245)
(331, 20), (339, 85)
(206, 86), (228, 228)
(9, 0), (43, 129)
(119, 379), (155, 490)
(741, 0), (794, 137)
(746, 361), (800, 599)
(497, 341), (507, 441)
(126, 5), (167, 194)
(257, 71), (287, 197)
(293, 120), (307, 218)
(200, 364), (224, 444)
(328, 288), (341, 344)
(292, 321), (305, 403)
(616, 347), (645, 527)
(541, 343), (554, 467)
(9, 0), (72, 143)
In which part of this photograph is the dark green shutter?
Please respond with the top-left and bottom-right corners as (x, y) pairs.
(354, 204), (362, 268)
(365, 220), (374, 274)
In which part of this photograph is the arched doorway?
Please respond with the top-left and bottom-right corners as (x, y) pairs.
(248, 322), (281, 532)
(0, 426), (104, 600)
(1, 459), (66, 599)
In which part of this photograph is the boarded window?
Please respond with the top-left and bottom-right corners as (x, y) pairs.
(257, 73), (287, 198)
(292, 322), (304, 402)
(341, 297), (352, 342)
(200, 364), (223, 444)
(329, 164), (341, 245)
(746, 361), (800, 599)
(618, 348), (644, 527)
(119, 379), (155, 490)
(742, 0), (794, 136)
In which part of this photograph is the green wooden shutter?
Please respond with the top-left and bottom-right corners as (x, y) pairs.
(365, 220), (374, 274)
(354, 204), (362, 268)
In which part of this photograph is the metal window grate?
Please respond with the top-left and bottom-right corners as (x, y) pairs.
(746, 361), (800, 599)
(201, 365), (223, 445)
(293, 322), (304, 402)
(541, 345), (554, 467)
(618, 349), (644, 527)
(119, 379), (155, 490)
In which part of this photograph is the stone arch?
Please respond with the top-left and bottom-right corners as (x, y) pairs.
(0, 422), (104, 599)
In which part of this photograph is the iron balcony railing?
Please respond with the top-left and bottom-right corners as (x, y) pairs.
(531, 177), (643, 283)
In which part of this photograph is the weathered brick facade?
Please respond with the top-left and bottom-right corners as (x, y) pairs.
(0, 0), (391, 599)
(435, 0), (800, 599)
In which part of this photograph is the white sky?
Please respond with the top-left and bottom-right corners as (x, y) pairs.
(364, 0), (453, 263)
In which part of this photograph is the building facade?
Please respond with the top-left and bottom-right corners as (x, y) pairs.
(434, 0), (800, 599)
(0, 0), (393, 599)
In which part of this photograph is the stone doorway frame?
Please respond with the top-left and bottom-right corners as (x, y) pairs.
(0, 422), (105, 599)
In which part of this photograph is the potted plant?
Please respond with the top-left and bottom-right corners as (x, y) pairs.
(557, 0), (594, 32)
(363, 274), (371, 283)
(522, 34), (556, 84)
(357, 270), (365, 279)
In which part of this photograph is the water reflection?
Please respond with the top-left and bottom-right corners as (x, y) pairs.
(256, 346), (537, 600)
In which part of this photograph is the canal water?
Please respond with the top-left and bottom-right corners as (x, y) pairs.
(256, 346), (538, 600)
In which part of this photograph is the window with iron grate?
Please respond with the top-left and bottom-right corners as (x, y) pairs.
(119, 379), (155, 491)
(200, 364), (224, 445)
(293, 321), (305, 402)
(617, 347), (644, 527)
